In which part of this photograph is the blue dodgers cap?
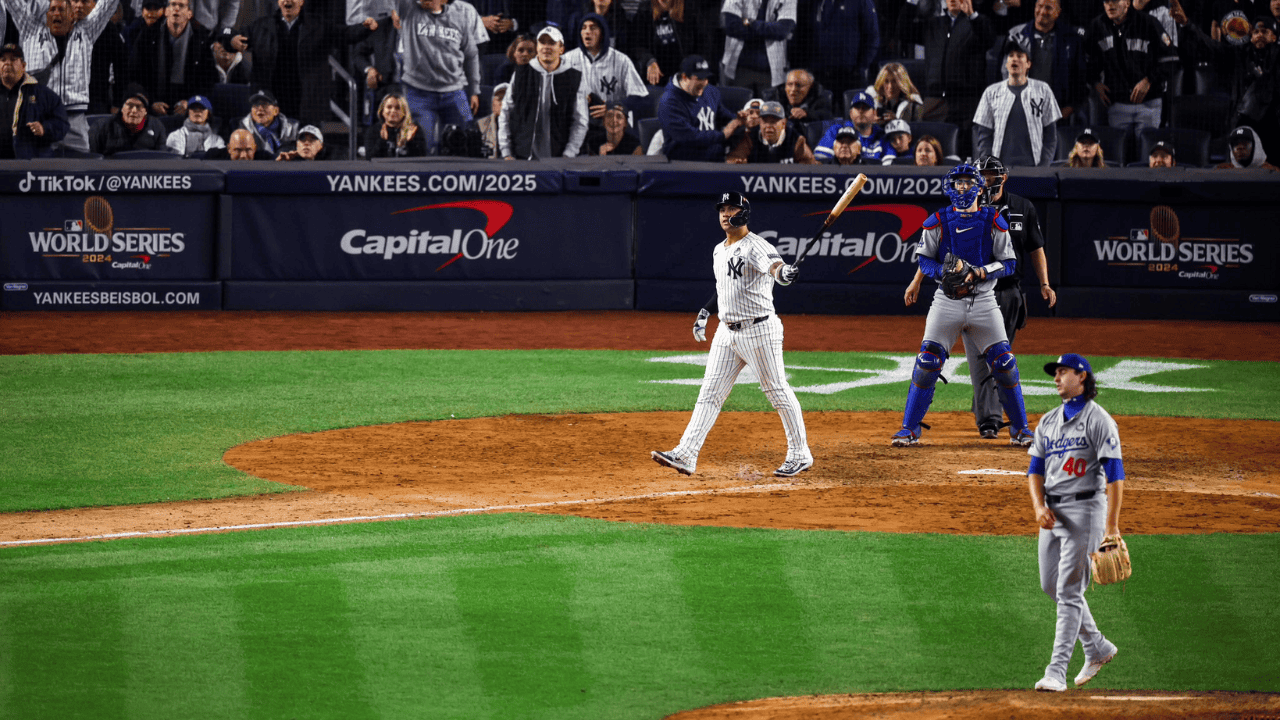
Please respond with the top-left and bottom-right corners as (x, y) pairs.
(187, 94), (213, 111)
(1044, 353), (1092, 377)
(848, 90), (875, 109)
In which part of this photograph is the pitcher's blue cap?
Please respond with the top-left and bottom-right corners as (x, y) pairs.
(1044, 353), (1092, 376)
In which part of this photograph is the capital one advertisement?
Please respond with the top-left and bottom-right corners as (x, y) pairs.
(1062, 203), (1276, 289)
(0, 195), (217, 280)
(230, 195), (632, 280)
(637, 197), (938, 285)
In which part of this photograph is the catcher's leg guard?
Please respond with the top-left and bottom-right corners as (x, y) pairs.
(985, 341), (1029, 431)
(902, 341), (948, 431)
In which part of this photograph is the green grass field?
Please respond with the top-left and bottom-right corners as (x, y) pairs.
(2, 348), (1278, 718)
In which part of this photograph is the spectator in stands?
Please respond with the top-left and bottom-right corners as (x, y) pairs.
(564, 12), (647, 109)
(765, 67), (833, 122)
(382, 0), (479, 150)
(0, 42), (69, 158)
(882, 117), (911, 162)
(275, 122), (329, 158)
(495, 33), (536, 84)
(1085, 0), (1176, 148)
(587, 100), (642, 152)
(867, 62), (924, 123)
(568, 0), (630, 52)
(349, 12), (396, 125)
(719, 0), (796, 97)
(989, 0), (1035, 35)
(449, 0), (491, 54)
(814, 89), (890, 162)
(825, 125), (866, 164)
(365, 91), (428, 156)
(211, 25), (251, 83)
(128, 0), (218, 116)
(78, 0), (128, 114)
(1133, 0), (1179, 48)
(1216, 124), (1279, 167)
(5, 0), (118, 152)
(165, 93), (225, 154)
(811, 0), (878, 100)
(726, 98), (817, 162)
(630, 0), (701, 87)
(1065, 127), (1106, 166)
(238, 88), (297, 155)
(1212, 0), (1255, 48)
(913, 133), (944, 164)
(90, 87), (170, 153)
(230, 0), (378, 125)
(204, 125), (272, 157)
(1000, 0), (1087, 120)
(905, 0), (995, 155)
(1147, 138), (1175, 166)
(499, 24), (589, 158)
(972, 44), (1060, 166)
(193, 0), (239, 34)
(741, 95), (762, 128)
(476, 82), (506, 156)
(1230, 18), (1279, 158)
(657, 53), (741, 159)
(126, 0), (165, 46)
(470, 0), (518, 52)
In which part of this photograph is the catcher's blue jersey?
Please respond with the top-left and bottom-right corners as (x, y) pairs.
(914, 206), (1015, 295)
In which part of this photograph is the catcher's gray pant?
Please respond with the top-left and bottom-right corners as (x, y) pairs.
(673, 315), (811, 466)
(1039, 494), (1111, 682)
(964, 287), (1024, 432)
(922, 289), (1008, 358)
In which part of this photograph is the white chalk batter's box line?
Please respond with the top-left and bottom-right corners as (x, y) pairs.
(0, 481), (840, 548)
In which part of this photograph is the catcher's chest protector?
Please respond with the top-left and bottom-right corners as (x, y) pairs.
(940, 206), (999, 268)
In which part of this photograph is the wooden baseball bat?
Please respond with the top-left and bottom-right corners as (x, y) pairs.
(795, 173), (868, 265)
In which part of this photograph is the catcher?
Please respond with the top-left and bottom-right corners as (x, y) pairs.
(1028, 352), (1127, 692)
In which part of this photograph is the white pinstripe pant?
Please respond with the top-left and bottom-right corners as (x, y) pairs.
(674, 316), (811, 465)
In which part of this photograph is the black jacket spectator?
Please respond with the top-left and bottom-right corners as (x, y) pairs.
(127, 20), (219, 112)
(501, 59), (586, 158)
(1084, 6), (1177, 103)
(1, 71), (70, 159)
(363, 120), (429, 157)
(763, 71), (835, 121)
(89, 110), (169, 154)
(567, 0), (629, 51)
(89, 17), (129, 113)
(909, 9), (997, 119)
(628, 0), (702, 85)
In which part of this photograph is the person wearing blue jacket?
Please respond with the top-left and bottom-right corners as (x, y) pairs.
(812, 0), (880, 100)
(0, 43), (69, 159)
(658, 54), (743, 160)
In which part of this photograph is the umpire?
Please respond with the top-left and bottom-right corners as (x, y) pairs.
(967, 156), (1056, 439)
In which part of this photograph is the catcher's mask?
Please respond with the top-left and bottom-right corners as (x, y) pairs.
(716, 191), (751, 227)
(944, 163), (985, 209)
(975, 155), (1007, 206)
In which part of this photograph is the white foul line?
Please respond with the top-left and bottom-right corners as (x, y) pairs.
(1089, 696), (1201, 701)
(0, 482), (809, 548)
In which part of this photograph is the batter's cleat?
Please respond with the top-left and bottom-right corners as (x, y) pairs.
(651, 450), (695, 476)
(774, 459), (813, 478)
(1010, 428), (1035, 447)
(890, 427), (921, 447)
(1074, 644), (1118, 687)
(1034, 675), (1068, 692)
(979, 424), (1000, 440)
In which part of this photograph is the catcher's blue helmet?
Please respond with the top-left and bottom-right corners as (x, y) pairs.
(717, 191), (751, 227)
(944, 163), (985, 209)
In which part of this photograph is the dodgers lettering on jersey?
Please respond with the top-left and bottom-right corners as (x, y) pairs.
(713, 232), (783, 323)
(1028, 400), (1123, 495)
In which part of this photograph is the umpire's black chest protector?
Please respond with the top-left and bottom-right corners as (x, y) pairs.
(993, 192), (1041, 291)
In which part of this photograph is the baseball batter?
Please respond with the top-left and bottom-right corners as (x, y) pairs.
(892, 163), (1034, 447)
(1029, 353), (1125, 691)
(651, 192), (813, 479)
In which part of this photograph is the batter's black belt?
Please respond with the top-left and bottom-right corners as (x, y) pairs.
(1045, 490), (1098, 504)
(726, 316), (770, 331)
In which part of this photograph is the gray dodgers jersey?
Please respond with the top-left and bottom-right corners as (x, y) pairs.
(713, 233), (783, 324)
(912, 213), (1015, 296)
(1028, 400), (1123, 496)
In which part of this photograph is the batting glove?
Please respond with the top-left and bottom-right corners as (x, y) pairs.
(693, 308), (709, 342)
(778, 264), (800, 285)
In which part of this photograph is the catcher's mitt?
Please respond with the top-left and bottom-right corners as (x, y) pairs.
(940, 253), (979, 299)
(1090, 534), (1132, 586)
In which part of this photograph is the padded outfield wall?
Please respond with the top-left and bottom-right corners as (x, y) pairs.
(0, 158), (1276, 320)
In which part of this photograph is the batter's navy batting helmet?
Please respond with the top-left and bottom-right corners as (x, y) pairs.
(975, 155), (1007, 206)
(717, 192), (751, 227)
(944, 163), (985, 210)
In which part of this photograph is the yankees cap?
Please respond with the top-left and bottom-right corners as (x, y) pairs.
(680, 55), (713, 79)
(1044, 353), (1092, 377)
(884, 118), (911, 137)
(759, 101), (785, 119)
(1148, 140), (1175, 157)
(537, 24), (564, 44)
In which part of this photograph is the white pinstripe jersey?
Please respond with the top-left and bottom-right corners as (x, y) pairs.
(1028, 400), (1123, 496)
(562, 47), (648, 108)
(713, 232), (783, 324)
(972, 77), (1062, 165)
(8, 0), (118, 111)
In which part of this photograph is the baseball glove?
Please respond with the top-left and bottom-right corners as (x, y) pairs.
(1090, 534), (1132, 586)
(940, 253), (979, 299)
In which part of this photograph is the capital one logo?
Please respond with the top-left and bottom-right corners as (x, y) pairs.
(339, 200), (518, 270)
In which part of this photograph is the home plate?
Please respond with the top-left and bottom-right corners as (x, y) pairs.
(958, 469), (1026, 475)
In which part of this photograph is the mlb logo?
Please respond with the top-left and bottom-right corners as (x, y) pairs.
(65, 220), (83, 231)
(1130, 229), (1149, 241)
(1010, 221), (1023, 232)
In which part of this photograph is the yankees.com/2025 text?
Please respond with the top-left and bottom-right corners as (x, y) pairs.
(324, 173), (539, 193)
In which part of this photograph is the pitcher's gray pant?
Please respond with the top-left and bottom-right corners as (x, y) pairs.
(1038, 494), (1111, 682)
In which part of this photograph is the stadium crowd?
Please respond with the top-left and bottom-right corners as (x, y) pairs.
(1, 0), (1276, 166)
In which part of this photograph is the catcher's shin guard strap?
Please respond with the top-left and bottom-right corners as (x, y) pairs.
(912, 341), (949, 389)
(985, 341), (1029, 430)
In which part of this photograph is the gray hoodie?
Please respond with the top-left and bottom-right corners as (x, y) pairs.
(396, 0), (480, 96)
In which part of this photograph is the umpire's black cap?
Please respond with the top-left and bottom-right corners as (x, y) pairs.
(1044, 353), (1092, 377)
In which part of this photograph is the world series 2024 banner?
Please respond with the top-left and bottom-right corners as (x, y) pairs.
(0, 195), (217, 281)
(229, 194), (632, 280)
(1062, 203), (1275, 289)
